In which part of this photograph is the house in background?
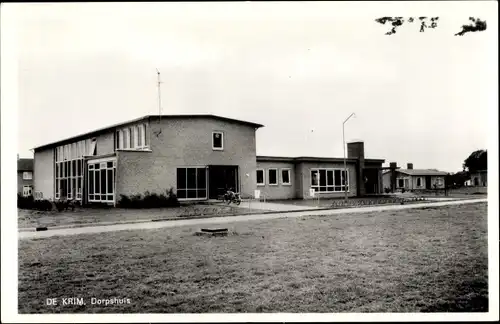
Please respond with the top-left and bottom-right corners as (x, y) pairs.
(470, 170), (487, 187)
(382, 163), (447, 192)
(32, 114), (385, 205)
(17, 155), (34, 197)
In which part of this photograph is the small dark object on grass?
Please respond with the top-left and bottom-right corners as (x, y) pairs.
(195, 231), (228, 237)
(30, 262), (41, 267)
(36, 227), (48, 231)
(201, 228), (228, 233)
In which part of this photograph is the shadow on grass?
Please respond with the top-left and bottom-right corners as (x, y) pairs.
(422, 278), (488, 312)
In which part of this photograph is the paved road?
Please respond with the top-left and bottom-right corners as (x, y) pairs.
(18, 198), (487, 240)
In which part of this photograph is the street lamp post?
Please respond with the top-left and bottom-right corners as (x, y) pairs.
(342, 113), (355, 203)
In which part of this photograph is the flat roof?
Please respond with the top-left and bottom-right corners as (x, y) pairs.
(257, 156), (385, 163)
(33, 114), (264, 151)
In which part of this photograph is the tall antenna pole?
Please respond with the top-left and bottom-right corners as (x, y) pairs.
(156, 68), (163, 124)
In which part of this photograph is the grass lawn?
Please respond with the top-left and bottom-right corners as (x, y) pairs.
(18, 203), (269, 229)
(18, 202), (488, 313)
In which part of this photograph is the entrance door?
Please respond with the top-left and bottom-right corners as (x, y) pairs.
(208, 165), (239, 199)
(425, 176), (432, 189)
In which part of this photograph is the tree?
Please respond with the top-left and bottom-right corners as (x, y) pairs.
(455, 17), (487, 36)
(463, 150), (487, 173)
(374, 16), (487, 36)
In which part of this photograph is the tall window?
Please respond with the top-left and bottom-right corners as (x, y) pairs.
(416, 177), (422, 187)
(268, 169), (278, 185)
(256, 169), (265, 186)
(88, 160), (116, 203)
(55, 140), (86, 200)
(177, 167), (207, 199)
(212, 132), (224, 150)
(310, 168), (349, 192)
(116, 124), (147, 150)
(22, 172), (32, 180)
(281, 169), (291, 185)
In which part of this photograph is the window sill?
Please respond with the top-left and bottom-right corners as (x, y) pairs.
(257, 183), (265, 187)
(212, 148), (224, 151)
(282, 183), (292, 186)
(116, 148), (152, 152)
(268, 183), (278, 186)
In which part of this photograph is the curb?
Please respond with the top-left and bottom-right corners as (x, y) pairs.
(18, 198), (482, 233)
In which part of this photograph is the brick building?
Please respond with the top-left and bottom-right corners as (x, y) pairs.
(17, 156), (34, 197)
(33, 114), (385, 204)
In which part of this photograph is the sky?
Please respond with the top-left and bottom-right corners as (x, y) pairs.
(7, 1), (498, 172)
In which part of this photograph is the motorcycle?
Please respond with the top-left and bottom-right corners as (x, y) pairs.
(223, 189), (241, 205)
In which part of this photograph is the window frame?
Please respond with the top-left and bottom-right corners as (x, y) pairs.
(87, 158), (116, 203)
(416, 176), (423, 188)
(310, 168), (349, 193)
(22, 171), (33, 180)
(268, 168), (278, 186)
(176, 167), (208, 200)
(212, 131), (224, 151)
(22, 185), (32, 197)
(281, 168), (291, 185)
(256, 169), (265, 186)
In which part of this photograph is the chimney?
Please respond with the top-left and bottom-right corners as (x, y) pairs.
(407, 163), (413, 170)
(347, 141), (365, 196)
(389, 162), (398, 193)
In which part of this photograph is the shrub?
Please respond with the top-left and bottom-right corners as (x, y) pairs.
(18, 194), (53, 211)
(384, 187), (391, 194)
(118, 187), (180, 208)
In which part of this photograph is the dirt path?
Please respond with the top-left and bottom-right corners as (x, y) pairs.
(18, 198), (487, 240)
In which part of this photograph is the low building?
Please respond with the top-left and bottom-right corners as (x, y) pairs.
(470, 170), (487, 187)
(382, 163), (447, 192)
(32, 114), (385, 204)
(17, 156), (34, 197)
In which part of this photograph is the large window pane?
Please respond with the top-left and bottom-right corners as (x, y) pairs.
(327, 170), (333, 186)
(334, 170), (342, 186)
(187, 168), (196, 188)
(72, 178), (76, 197)
(197, 189), (207, 199)
(95, 170), (100, 194)
(137, 126), (143, 147)
(107, 169), (113, 194)
(311, 170), (318, 186)
(177, 189), (186, 199)
(101, 170), (106, 194)
(177, 168), (186, 189)
(88, 170), (94, 194)
(342, 170), (348, 185)
(197, 168), (206, 190)
(72, 160), (76, 177)
(187, 189), (197, 199)
(319, 170), (326, 186)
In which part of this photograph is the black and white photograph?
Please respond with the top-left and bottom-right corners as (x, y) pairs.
(1, 1), (498, 322)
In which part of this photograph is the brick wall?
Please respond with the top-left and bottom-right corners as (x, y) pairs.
(34, 149), (54, 199)
(255, 161), (296, 200)
(116, 117), (258, 199)
(295, 161), (357, 199)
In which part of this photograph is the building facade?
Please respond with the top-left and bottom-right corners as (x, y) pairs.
(470, 170), (487, 187)
(33, 115), (384, 204)
(382, 163), (447, 192)
(17, 157), (34, 197)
